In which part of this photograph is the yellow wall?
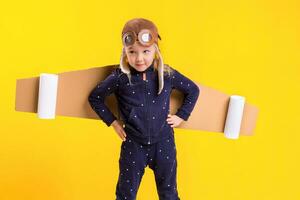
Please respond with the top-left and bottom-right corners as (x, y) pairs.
(1, 0), (299, 199)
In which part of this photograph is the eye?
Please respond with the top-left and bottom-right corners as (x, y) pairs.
(129, 50), (135, 54)
(144, 50), (150, 53)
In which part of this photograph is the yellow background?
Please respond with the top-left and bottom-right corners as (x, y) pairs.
(1, 0), (299, 199)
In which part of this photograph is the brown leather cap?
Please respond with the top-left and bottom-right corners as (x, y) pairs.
(121, 18), (161, 45)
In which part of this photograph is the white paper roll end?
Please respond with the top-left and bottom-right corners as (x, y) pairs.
(224, 95), (245, 139)
(37, 73), (59, 119)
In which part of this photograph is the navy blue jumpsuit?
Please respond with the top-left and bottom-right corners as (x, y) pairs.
(88, 61), (200, 200)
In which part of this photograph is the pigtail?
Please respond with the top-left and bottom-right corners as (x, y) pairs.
(119, 47), (133, 85)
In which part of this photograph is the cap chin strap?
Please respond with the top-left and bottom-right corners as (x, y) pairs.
(119, 44), (164, 95)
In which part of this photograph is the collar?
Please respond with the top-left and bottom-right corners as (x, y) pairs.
(129, 61), (155, 74)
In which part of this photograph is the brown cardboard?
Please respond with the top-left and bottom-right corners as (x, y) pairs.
(15, 64), (259, 136)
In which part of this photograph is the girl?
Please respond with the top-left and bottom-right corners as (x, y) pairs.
(88, 18), (200, 200)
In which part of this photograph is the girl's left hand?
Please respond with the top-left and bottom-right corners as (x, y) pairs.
(166, 114), (184, 128)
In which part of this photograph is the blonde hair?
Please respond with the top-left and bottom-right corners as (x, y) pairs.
(119, 43), (173, 94)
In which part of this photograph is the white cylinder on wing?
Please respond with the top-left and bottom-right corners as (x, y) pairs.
(224, 95), (245, 139)
(37, 73), (59, 119)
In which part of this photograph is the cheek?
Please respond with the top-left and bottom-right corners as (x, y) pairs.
(126, 54), (135, 62)
(146, 53), (155, 62)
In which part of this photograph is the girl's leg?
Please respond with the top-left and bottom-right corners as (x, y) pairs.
(150, 135), (180, 200)
(115, 138), (147, 200)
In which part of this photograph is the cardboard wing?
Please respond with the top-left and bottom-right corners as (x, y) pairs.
(15, 64), (259, 136)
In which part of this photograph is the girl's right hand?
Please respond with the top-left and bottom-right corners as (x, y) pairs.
(111, 120), (127, 141)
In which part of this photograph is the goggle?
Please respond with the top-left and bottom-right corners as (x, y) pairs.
(122, 29), (160, 47)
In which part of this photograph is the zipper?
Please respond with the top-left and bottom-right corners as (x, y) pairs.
(142, 72), (151, 145)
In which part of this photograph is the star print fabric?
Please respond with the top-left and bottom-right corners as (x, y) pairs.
(116, 134), (180, 200)
(88, 62), (200, 145)
(88, 62), (199, 199)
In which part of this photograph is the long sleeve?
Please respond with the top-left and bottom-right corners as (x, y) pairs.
(171, 68), (200, 121)
(88, 69), (119, 127)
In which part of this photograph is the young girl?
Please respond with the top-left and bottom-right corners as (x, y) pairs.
(88, 18), (200, 200)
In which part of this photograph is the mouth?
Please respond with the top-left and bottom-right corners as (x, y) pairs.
(136, 64), (144, 67)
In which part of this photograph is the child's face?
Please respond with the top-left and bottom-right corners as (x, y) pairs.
(124, 42), (156, 72)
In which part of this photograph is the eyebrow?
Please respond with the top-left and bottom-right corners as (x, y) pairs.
(128, 47), (150, 50)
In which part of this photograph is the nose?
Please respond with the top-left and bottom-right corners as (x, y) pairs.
(136, 53), (143, 62)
